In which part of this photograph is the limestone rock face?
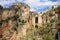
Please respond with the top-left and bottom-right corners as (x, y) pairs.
(0, 2), (60, 40)
(0, 2), (30, 40)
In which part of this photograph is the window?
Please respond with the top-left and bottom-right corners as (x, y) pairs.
(35, 17), (38, 23)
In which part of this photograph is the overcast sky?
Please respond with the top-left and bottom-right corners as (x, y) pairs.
(0, 0), (59, 12)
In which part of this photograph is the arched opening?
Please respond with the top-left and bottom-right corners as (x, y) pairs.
(35, 17), (38, 23)
(35, 14), (38, 23)
(35, 25), (38, 29)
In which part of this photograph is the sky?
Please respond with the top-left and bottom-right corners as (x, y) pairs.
(0, 0), (59, 12)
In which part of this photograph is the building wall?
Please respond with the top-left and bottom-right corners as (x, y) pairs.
(29, 12), (42, 28)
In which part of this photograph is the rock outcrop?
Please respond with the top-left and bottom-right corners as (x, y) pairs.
(0, 2), (60, 40)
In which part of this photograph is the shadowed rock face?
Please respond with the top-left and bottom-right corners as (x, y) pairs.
(0, 2), (30, 40)
(54, 5), (60, 20)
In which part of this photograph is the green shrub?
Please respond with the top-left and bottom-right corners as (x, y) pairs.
(44, 33), (54, 40)
(50, 20), (55, 23)
(58, 26), (60, 31)
(22, 20), (26, 23)
(58, 23), (60, 31)
(21, 20), (27, 25)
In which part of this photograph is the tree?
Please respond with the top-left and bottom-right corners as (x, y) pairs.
(0, 5), (3, 10)
(0, 5), (3, 14)
(52, 6), (54, 9)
